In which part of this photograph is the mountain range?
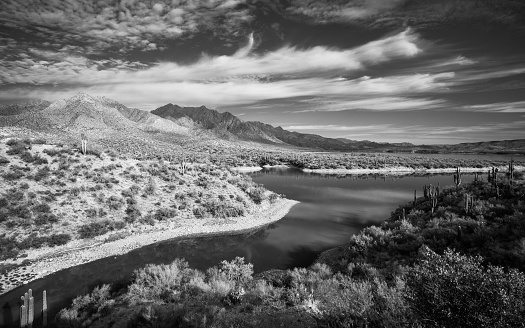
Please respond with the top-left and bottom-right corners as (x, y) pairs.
(1, 92), (523, 154)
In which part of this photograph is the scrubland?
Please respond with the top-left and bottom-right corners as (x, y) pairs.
(53, 164), (525, 327)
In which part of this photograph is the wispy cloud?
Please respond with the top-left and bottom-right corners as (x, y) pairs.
(463, 101), (525, 113)
(0, 29), (434, 108)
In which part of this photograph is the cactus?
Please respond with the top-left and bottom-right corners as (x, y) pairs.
(81, 133), (87, 155)
(453, 167), (462, 189)
(465, 193), (474, 214)
(509, 159), (514, 187)
(19, 289), (35, 328)
(423, 184), (439, 213)
(42, 290), (47, 327)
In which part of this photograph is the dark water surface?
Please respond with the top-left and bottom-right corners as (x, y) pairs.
(0, 169), (476, 327)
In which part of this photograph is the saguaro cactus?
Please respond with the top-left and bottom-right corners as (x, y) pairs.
(453, 167), (462, 189)
(19, 289), (34, 328)
(42, 290), (47, 327)
(81, 133), (88, 155)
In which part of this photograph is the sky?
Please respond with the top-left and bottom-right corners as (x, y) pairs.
(1, 0), (525, 144)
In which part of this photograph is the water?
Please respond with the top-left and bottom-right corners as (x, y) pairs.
(0, 169), (477, 327)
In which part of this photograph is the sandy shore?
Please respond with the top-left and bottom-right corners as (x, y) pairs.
(230, 166), (263, 172)
(302, 165), (524, 175)
(0, 198), (298, 296)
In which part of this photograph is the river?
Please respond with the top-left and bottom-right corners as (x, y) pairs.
(0, 169), (478, 327)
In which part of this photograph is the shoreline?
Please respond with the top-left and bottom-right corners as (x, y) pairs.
(232, 165), (524, 175)
(0, 198), (298, 296)
(303, 165), (524, 175)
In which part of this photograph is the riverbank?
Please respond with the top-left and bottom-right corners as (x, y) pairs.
(0, 198), (298, 296)
(302, 165), (524, 175)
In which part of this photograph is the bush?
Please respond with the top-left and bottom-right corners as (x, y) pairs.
(32, 203), (51, 213)
(143, 177), (157, 196)
(56, 284), (113, 327)
(106, 196), (124, 211)
(246, 186), (266, 204)
(154, 207), (177, 220)
(202, 199), (245, 218)
(127, 259), (197, 304)
(49, 233), (71, 246)
(78, 221), (110, 239)
(34, 213), (58, 225)
(125, 204), (142, 223)
(0, 156), (9, 165)
(406, 247), (525, 327)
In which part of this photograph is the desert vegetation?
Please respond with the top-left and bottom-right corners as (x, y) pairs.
(0, 136), (280, 264)
(52, 166), (525, 327)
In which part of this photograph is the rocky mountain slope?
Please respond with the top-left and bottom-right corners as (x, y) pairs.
(152, 103), (392, 150)
(0, 93), (193, 140)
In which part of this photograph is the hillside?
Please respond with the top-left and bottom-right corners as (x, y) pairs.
(0, 134), (295, 296)
(151, 103), (391, 150)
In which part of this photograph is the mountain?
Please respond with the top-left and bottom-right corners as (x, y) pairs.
(0, 100), (51, 116)
(0, 93), (192, 138)
(152, 103), (397, 151)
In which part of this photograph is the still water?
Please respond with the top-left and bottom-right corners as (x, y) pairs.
(0, 169), (476, 327)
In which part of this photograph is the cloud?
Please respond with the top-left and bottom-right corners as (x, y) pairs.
(335, 121), (525, 143)
(283, 124), (394, 131)
(289, 96), (447, 112)
(0, 28), (439, 109)
(284, 0), (525, 28)
(0, 0), (252, 52)
(463, 101), (525, 113)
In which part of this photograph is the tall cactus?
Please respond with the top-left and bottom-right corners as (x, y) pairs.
(81, 133), (87, 155)
(453, 167), (462, 189)
(19, 289), (34, 328)
(42, 290), (47, 327)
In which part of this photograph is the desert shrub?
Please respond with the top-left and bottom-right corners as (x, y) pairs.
(108, 220), (126, 230)
(78, 221), (110, 239)
(139, 214), (155, 226)
(246, 186), (266, 204)
(218, 257), (253, 285)
(154, 207), (177, 220)
(127, 259), (197, 304)
(85, 208), (98, 219)
(125, 204), (142, 223)
(6, 139), (30, 155)
(143, 176), (157, 196)
(2, 169), (25, 180)
(33, 166), (50, 181)
(49, 233), (72, 246)
(202, 199), (245, 218)
(406, 247), (525, 327)
(34, 213), (58, 225)
(32, 203), (51, 213)
(33, 155), (48, 165)
(0, 235), (20, 260)
(70, 187), (81, 197)
(269, 193), (279, 203)
(0, 156), (9, 165)
(192, 206), (207, 218)
(33, 138), (46, 144)
(106, 196), (124, 211)
(56, 284), (114, 327)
